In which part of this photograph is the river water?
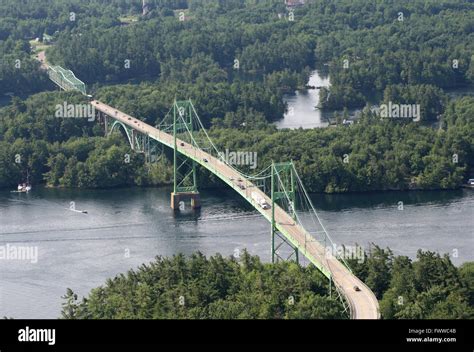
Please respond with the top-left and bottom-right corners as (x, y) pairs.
(277, 71), (474, 129)
(276, 70), (365, 129)
(0, 186), (472, 318)
(275, 70), (332, 129)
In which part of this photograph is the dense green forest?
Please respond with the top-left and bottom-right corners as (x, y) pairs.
(60, 248), (474, 319)
(61, 251), (345, 319)
(1, 0), (473, 120)
(0, 92), (173, 188)
(46, 0), (474, 121)
(0, 39), (50, 95)
(315, 1), (474, 110)
(0, 0), (473, 191)
(209, 97), (473, 192)
(348, 246), (474, 319)
(0, 92), (472, 192)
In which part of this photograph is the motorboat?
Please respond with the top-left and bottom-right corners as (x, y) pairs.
(14, 183), (32, 193)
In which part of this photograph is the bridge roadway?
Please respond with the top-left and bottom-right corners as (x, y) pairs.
(91, 100), (380, 319)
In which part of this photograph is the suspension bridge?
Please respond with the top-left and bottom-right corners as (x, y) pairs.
(45, 66), (380, 319)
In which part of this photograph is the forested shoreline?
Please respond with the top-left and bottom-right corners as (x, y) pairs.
(2, 0), (474, 118)
(0, 0), (473, 192)
(0, 92), (473, 192)
(60, 248), (474, 319)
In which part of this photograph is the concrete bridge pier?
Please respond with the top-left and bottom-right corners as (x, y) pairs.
(171, 192), (201, 210)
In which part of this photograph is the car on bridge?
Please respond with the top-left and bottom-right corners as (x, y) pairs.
(251, 191), (271, 210)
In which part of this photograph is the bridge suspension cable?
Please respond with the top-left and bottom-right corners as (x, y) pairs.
(91, 98), (380, 319)
(159, 99), (353, 274)
(158, 100), (274, 181)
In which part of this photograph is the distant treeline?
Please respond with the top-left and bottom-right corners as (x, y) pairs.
(2, 0), (473, 122)
(314, 0), (474, 112)
(0, 0), (473, 192)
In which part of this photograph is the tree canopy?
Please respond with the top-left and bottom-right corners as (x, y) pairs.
(61, 248), (474, 319)
(0, 93), (472, 192)
(61, 251), (344, 319)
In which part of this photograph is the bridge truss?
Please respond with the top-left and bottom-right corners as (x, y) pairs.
(47, 65), (87, 95)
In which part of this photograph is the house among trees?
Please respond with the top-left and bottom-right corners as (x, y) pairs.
(285, 0), (305, 8)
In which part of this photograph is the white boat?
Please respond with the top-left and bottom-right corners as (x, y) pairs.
(13, 170), (32, 193)
(12, 183), (32, 193)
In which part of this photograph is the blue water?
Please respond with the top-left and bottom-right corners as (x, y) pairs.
(0, 187), (472, 318)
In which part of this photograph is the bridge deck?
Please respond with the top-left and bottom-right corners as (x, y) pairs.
(91, 100), (380, 319)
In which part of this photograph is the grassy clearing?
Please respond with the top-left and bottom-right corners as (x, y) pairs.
(118, 14), (139, 24)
